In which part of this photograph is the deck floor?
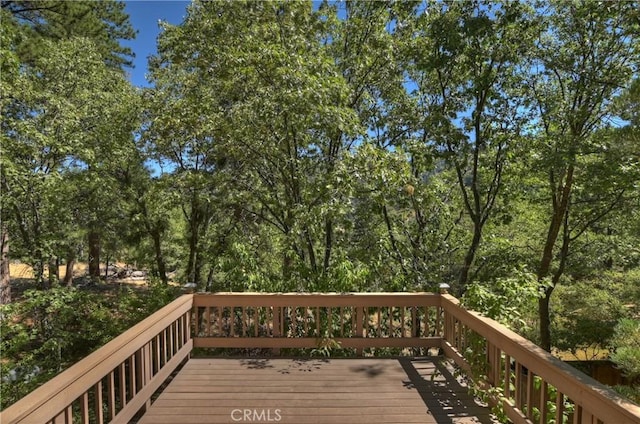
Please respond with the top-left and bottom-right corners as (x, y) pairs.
(139, 357), (497, 424)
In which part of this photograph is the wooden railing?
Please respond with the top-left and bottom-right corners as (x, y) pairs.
(3, 292), (640, 424)
(440, 294), (640, 424)
(192, 292), (442, 354)
(1, 294), (193, 424)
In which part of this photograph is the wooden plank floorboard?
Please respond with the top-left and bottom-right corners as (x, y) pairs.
(139, 357), (497, 424)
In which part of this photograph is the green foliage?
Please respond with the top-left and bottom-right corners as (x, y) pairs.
(613, 385), (640, 405)
(0, 288), (117, 408)
(4, 0), (135, 69)
(552, 280), (628, 360)
(116, 279), (182, 326)
(311, 337), (342, 358)
(610, 319), (640, 379)
(462, 269), (544, 333)
(2, 5), (640, 413)
(0, 282), (181, 409)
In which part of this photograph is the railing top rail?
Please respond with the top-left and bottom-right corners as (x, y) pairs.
(441, 294), (640, 423)
(193, 292), (441, 307)
(1, 294), (194, 423)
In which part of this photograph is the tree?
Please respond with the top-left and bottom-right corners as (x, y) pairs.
(1, 0), (135, 69)
(405, 1), (536, 291)
(0, 8), (22, 303)
(148, 0), (360, 289)
(530, 0), (639, 350)
(1, 0), (137, 290)
(1, 36), (139, 287)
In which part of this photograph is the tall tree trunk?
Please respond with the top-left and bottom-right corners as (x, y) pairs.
(537, 165), (574, 351)
(185, 195), (202, 286)
(151, 229), (168, 284)
(34, 251), (46, 289)
(63, 250), (75, 286)
(458, 222), (482, 289)
(194, 250), (203, 289)
(88, 230), (101, 279)
(323, 217), (332, 276)
(382, 204), (409, 278)
(48, 255), (58, 287)
(282, 249), (292, 282)
(186, 227), (198, 284)
(305, 229), (317, 273)
(0, 225), (10, 304)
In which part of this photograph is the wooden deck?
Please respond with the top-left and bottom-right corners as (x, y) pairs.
(138, 357), (497, 424)
(6, 294), (640, 424)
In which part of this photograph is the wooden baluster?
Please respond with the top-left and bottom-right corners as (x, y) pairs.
(108, 371), (116, 419)
(162, 328), (168, 365)
(205, 307), (211, 336)
(95, 379), (104, 424)
(539, 380), (549, 424)
(410, 306), (420, 337)
(144, 342), (152, 410)
(504, 354), (511, 399)
(515, 363), (523, 411)
(130, 355), (137, 396)
(217, 306), (223, 336)
(401, 307), (406, 338)
(119, 362), (127, 406)
(574, 404), (583, 424)
(80, 392), (89, 423)
(424, 306), (430, 337)
(389, 307), (394, 337)
(175, 318), (181, 349)
(304, 307), (309, 336)
(230, 307), (236, 338)
(169, 321), (175, 355)
(377, 307), (382, 337)
(526, 370), (535, 419)
(315, 307), (320, 337)
(488, 342), (496, 386)
(63, 406), (73, 423)
(254, 307), (259, 337)
(581, 410), (594, 424)
(155, 335), (161, 374)
(273, 306), (280, 337)
(242, 306), (247, 336)
(272, 306), (281, 355)
(356, 307), (364, 355)
(290, 306), (297, 337)
(185, 312), (191, 345)
(555, 392), (565, 424)
(490, 346), (500, 386)
(364, 307), (370, 336)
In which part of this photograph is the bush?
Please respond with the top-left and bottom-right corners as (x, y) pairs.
(462, 268), (542, 334)
(1, 288), (118, 408)
(610, 318), (640, 379)
(552, 281), (628, 360)
(0, 281), (181, 409)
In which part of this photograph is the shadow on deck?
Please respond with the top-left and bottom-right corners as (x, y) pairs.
(138, 357), (497, 424)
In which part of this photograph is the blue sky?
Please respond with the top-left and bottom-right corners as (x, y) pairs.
(123, 1), (190, 87)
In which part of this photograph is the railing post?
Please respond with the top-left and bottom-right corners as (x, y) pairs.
(439, 285), (450, 344)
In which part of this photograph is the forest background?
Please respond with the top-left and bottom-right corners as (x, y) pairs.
(1, 0), (639, 409)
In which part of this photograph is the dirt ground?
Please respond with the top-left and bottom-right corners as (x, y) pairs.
(9, 262), (88, 280)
